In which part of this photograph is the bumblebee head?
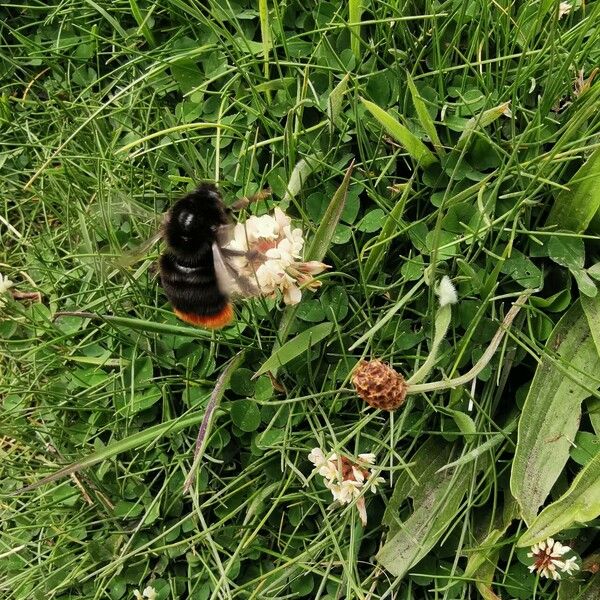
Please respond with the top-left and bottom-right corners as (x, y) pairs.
(165, 184), (229, 252)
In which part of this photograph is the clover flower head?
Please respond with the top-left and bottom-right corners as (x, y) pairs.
(307, 447), (385, 526)
(527, 538), (580, 580)
(133, 586), (157, 600)
(225, 209), (329, 305)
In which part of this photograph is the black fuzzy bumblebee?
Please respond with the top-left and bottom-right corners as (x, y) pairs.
(157, 184), (263, 329)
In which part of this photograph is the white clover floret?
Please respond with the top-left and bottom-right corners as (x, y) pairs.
(527, 538), (580, 581)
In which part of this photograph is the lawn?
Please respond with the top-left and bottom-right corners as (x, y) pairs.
(1, 1), (600, 598)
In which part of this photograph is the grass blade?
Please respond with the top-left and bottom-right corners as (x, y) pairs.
(377, 439), (472, 577)
(281, 153), (323, 210)
(259, 0), (271, 89)
(348, 279), (425, 351)
(327, 74), (350, 130)
(129, 0), (156, 47)
(546, 147), (600, 233)
(349, 0), (363, 59)
(183, 352), (244, 493)
(362, 180), (410, 281)
(582, 294), (600, 357)
(456, 101), (511, 150)
(306, 160), (355, 261)
(406, 71), (443, 155)
(15, 413), (206, 494)
(361, 98), (437, 167)
(254, 322), (333, 379)
(54, 312), (213, 339)
(275, 160), (355, 349)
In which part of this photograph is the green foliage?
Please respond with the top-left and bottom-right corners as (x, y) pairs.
(511, 299), (600, 524)
(1, 0), (600, 598)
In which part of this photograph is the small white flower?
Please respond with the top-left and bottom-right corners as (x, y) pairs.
(528, 537), (580, 581)
(308, 448), (326, 467)
(296, 261), (329, 275)
(308, 448), (386, 525)
(245, 214), (280, 242)
(352, 466), (365, 483)
(435, 275), (458, 307)
(281, 278), (302, 305)
(562, 556), (579, 575)
(308, 448), (338, 481)
(558, 1), (573, 18)
(356, 496), (367, 527)
(273, 206), (291, 231)
(368, 473), (386, 493)
(0, 273), (13, 294)
(255, 260), (286, 292)
(332, 479), (363, 504)
(357, 453), (377, 464)
(0, 273), (14, 309)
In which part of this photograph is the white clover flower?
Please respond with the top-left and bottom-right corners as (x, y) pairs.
(273, 206), (291, 231)
(297, 261), (329, 275)
(356, 497), (367, 527)
(133, 586), (157, 600)
(435, 275), (458, 307)
(0, 273), (14, 308)
(558, 1), (574, 18)
(225, 208), (328, 306)
(245, 214), (280, 242)
(527, 538), (580, 580)
(307, 447), (385, 525)
(561, 556), (579, 576)
(0, 273), (14, 294)
(280, 275), (302, 306)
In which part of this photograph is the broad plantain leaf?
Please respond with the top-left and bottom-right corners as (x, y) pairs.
(511, 299), (600, 524)
(517, 451), (600, 547)
(546, 146), (600, 233)
(377, 439), (472, 577)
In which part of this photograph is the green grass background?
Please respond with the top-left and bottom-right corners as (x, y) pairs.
(1, 1), (600, 598)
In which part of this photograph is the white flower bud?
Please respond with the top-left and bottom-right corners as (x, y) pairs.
(435, 275), (458, 307)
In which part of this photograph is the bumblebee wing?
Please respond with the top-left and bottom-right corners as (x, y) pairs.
(116, 225), (164, 268)
(212, 242), (261, 298)
(215, 224), (235, 246)
(212, 241), (237, 297)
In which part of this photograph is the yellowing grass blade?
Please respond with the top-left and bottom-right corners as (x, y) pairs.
(361, 97), (437, 167)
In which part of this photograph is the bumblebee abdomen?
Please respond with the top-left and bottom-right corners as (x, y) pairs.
(159, 253), (232, 328)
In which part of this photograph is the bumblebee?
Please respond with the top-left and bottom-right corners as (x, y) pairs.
(158, 184), (261, 329)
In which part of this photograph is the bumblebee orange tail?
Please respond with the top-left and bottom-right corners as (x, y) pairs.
(174, 304), (234, 329)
